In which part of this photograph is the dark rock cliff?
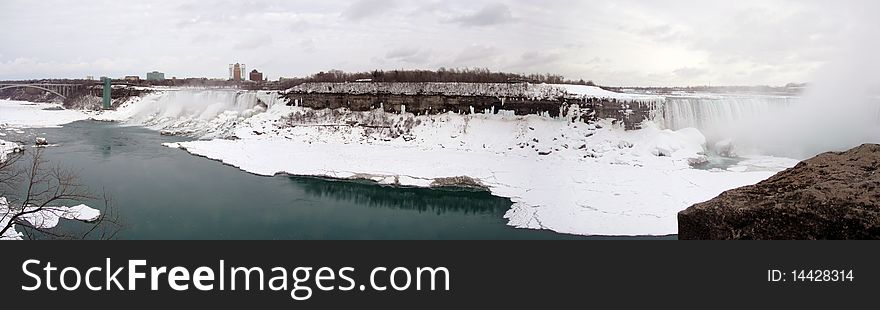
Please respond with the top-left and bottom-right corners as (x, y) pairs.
(679, 144), (880, 240)
(282, 83), (658, 130)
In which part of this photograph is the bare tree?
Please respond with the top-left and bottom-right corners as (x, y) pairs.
(0, 148), (122, 240)
(273, 68), (601, 86)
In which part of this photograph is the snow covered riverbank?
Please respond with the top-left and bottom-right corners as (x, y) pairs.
(1, 98), (90, 159)
(171, 136), (787, 235)
(0, 99), (91, 129)
(164, 99), (796, 236)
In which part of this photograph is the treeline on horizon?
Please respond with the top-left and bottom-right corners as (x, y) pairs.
(277, 68), (597, 88)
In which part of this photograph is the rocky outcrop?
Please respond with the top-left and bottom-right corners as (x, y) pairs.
(283, 82), (660, 130)
(679, 144), (880, 240)
(430, 176), (487, 190)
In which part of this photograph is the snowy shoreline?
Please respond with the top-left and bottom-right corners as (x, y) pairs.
(165, 142), (493, 191)
(168, 135), (787, 236)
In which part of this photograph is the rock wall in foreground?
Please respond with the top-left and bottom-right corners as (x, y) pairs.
(679, 144), (880, 240)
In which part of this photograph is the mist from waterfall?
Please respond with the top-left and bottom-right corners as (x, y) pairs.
(660, 90), (879, 160)
(738, 7), (880, 159)
(659, 5), (880, 160)
(120, 89), (283, 139)
(659, 96), (794, 149)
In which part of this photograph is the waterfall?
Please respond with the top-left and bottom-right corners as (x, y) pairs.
(123, 89), (283, 139)
(255, 91), (284, 108)
(655, 94), (880, 158)
(660, 96), (795, 132)
(656, 96), (795, 150)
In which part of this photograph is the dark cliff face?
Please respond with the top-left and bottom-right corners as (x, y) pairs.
(281, 92), (656, 130)
(679, 144), (880, 240)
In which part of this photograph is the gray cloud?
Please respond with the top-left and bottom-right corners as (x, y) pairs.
(520, 51), (563, 64)
(638, 24), (684, 42)
(451, 3), (514, 27)
(452, 44), (501, 65)
(289, 19), (311, 33)
(341, 0), (396, 21)
(0, 0), (872, 86)
(672, 67), (710, 79)
(385, 47), (432, 64)
(191, 33), (223, 44)
(297, 39), (317, 54)
(233, 34), (273, 50)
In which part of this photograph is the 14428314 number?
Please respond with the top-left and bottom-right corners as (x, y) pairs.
(791, 270), (854, 282)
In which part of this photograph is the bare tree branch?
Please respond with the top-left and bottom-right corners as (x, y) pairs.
(0, 147), (123, 239)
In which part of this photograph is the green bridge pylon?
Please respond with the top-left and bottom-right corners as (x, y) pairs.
(102, 77), (111, 110)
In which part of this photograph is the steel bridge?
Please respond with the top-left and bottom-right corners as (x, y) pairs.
(0, 83), (89, 100)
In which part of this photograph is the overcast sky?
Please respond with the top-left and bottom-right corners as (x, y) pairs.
(0, 0), (875, 86)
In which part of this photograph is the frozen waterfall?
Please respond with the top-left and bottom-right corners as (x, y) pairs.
(657, 96), (794, 145)
(654, 94), (880, 159)
(120, 89), (283, 139)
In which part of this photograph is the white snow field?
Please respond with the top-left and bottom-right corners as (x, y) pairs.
(0, 99), (90, 128)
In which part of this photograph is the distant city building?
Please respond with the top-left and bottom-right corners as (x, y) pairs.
(124, 75), (140, 82)
(249, 69), (264, 82)
(146, 71), (165, 81)
(229, 63), (246, 81)
(85, 75), (95, 80)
